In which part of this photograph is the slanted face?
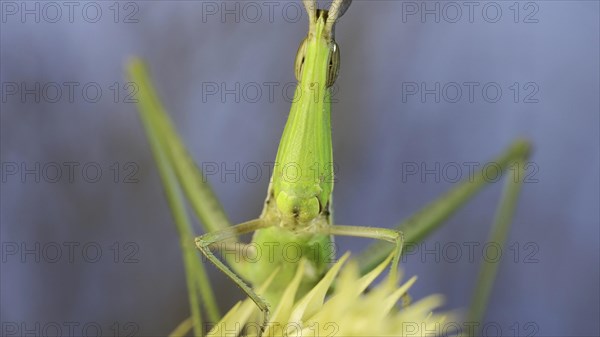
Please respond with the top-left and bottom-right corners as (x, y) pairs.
(275, 12), (335, 225)
(273, 0), (351, 226)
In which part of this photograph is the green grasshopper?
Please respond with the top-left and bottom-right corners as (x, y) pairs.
(193, 0), (404, 331)
(127, 0), (531, 335)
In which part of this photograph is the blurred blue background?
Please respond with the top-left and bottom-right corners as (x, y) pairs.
(1, 1), (598, 336)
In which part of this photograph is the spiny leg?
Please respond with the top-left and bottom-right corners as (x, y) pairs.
(466, 153), (527, 336)
(328, 225), (404, 281)
(195, 219), (272, 335)
(356, 139), (532, 274)
(351, 139), (530, 334)
(127, 58), (232, 235)
(127, 59), (221, 334)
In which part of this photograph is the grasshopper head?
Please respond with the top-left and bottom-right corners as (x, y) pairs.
(295, 0), (352, 88)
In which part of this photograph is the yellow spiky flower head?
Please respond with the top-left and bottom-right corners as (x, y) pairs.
(207, 252), (455, 337)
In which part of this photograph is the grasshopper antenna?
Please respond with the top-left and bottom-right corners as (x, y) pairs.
(303, 0), (317, 32)
(326, 0), (353, 33)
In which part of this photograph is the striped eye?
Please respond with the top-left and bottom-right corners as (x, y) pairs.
(326, 42), (340, 88)
(294, 37), (309, 82)
(295, 38), (340, 88)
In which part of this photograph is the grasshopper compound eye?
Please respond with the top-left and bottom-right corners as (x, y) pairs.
(326, 41), (340, 88)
